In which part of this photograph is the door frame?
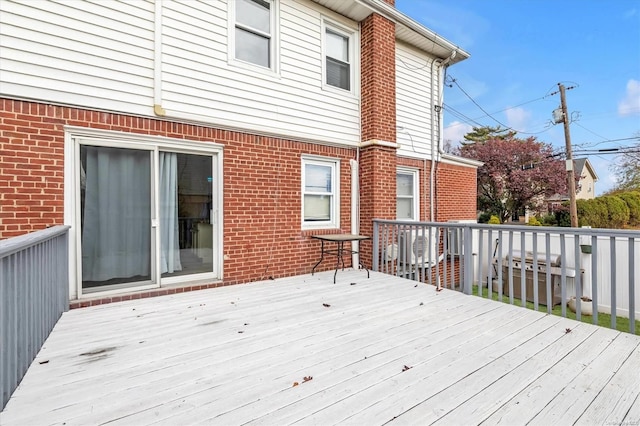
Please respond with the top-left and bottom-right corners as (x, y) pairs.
(64, 126), (224, 300)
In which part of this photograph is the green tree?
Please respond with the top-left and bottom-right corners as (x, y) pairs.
(462, 125), (516, 146)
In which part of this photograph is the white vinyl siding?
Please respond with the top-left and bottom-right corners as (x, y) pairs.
(161, 0), (361, 145)
(0, 0), (361, 146)
(0, 0), (155, 115)
(396, 42), (437, 158)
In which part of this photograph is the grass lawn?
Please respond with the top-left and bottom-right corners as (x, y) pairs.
(472, 285), (640, 336)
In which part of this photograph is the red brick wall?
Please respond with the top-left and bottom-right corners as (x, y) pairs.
(223, 136), (355, 284)
(0, 99), (356, 284)
(0, 100), (65, 237)
(359, 12), (397, 265)
(360, 13), (396, 144)
(359, 145), (397, 228)
(435, 162), (478, 221)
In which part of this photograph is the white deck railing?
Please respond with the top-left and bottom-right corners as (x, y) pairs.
(372, 220), (638, 334)
(1, 225), (70, 410)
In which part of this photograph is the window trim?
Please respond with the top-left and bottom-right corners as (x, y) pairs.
(321, 18), (357, 95)
(228, 0), (280, 75)
(301, 156), (340, 230)
(397, 168), (419, 221)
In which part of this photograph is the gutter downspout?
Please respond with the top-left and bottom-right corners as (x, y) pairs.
(350, 155), (360, 268)
(429, 50), (456, 221)
(153, 0), (166, 116)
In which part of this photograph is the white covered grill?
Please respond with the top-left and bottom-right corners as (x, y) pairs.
(496, 251), (577, 306)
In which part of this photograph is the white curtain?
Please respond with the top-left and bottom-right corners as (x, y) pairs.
(82, 146), (151, 282)
(159, 152), (182, 274)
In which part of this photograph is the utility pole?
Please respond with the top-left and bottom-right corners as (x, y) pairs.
(558, 83), (579, 228)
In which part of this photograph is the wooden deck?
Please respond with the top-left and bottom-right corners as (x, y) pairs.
(2, 270), (639, 425)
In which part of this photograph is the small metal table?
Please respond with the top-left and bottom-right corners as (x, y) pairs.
(311, 234), (370, 283)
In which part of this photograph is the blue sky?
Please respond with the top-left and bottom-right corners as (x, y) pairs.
(396, 0), (640, 195)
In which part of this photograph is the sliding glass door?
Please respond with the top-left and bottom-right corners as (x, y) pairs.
(160, 152), (213, 278)
(76, 138), (219, 296)
(80, 145), (153, 291)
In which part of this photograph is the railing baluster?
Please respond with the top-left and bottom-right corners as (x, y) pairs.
(545, 234), (552, 314)
(560, 234), (567, 318)
(610, 236), (617, 330)
(591, 235), (599, 325)
(532, 232), (538, 311)
(628, 237), (634, 334)
(574, 234), (582, 321)
(1, 225), (70, 410)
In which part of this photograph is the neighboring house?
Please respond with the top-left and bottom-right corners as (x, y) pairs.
(547, 158), (599, 212)
(574, 158), (598, 199)
(0, 0), (480, 303)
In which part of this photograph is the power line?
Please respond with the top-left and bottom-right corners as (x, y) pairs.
(442, 103), (485, 128)
(448, 77), (513, 129)
(576, 137), (640, 147)
(447, 76), (554, 135)
(575, 150), (640, 156)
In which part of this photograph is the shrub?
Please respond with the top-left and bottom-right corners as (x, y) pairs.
(488, 215), (501, 224)
(555, 204), (571, 227)
(541, 214), (557, 226)
(478, 212), (492, 224)
(617, 192), (640, 226)
(528, 216), (541, 226)
(600, 195), (630, 228)
(576, 198), (608, 228)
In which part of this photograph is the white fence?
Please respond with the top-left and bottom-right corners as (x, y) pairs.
(472, 227), (640, 320)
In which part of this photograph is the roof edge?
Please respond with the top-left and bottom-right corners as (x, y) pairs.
(355, 0), (470, 63)
(440, 153), (484, 168)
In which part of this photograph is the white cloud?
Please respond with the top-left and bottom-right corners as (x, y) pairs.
(618, 79), (640, 116)
(443, 121), (473, 146)
(505, 107), (532, 133)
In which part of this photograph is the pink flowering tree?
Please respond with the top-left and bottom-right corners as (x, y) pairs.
(457, 135), (568, 223)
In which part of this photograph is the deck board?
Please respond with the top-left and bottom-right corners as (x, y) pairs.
(1, 270), (639, 426)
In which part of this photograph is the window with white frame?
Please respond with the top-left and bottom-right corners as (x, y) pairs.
(302, 157), (339, 228)
(234, 0), (274, 69)
(323, 21), (354, 91)
(397, 169), (419, 220)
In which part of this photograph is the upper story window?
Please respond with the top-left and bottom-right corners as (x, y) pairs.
(302, 157), (340, 229)
(322, 20), (356, 93)
(397, 168), (419, 220)
(234, 0), (275, 69)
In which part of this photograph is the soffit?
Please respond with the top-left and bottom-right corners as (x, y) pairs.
(310, 0), (469, 64)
